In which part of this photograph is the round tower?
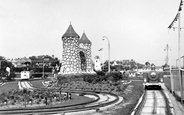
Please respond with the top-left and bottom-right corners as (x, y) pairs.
(78, 32), (93, 72)
(60, 24), (81, 74)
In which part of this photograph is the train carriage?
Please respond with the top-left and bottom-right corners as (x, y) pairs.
(143, 65), (164, 90)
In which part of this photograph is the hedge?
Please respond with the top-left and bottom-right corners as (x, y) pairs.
(56, 71), (128, 85)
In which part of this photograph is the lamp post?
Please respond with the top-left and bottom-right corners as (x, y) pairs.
(102, 36), (110, 72)
(43, 60), (45, 79)
(43, 58), (49, 79)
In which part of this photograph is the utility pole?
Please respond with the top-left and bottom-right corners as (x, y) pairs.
(179, 12), (183, 104)
(167, 0), (183, 103)
(174, 12), (184, 103)
(178, 12), (181, 71)
(164, 44), (170, 65)
(178, 12), (183, 103)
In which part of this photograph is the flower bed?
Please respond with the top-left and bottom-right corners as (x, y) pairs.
(57, 80), (127, 95)
(0, 89), (72, 109)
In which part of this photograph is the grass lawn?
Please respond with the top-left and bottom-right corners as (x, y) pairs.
(0, 79), (144, 115)
(27, 79), (144, 115)
(0, 94), (94, 110)
(30, 79), (46, 88)
(104, 80), (144, 115)
(0, 80), (95, 109)
(0, 81), (18, 94)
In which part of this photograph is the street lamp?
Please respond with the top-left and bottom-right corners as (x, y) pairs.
(98, 48), (104, 71)
(102, 36), (110, 72)
(43, 58), (49, 79)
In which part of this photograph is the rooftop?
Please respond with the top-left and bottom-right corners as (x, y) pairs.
(79, 32), (91, 44)
(62, 24), (80, 39)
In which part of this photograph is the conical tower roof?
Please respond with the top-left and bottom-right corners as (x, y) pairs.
(62, 24), (80, 39)
(79, 32), (91, 44)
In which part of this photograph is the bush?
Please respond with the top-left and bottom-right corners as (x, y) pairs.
(95, 71), (105, 76)
(84, 74), (99, 83)
(57, 76), (69, 84)
(57, 73), (86, 85)
(56, 71), (124, 85)
(106, 71), (123, 82)
(85, 71), (123, 83)
(6, 72), (16, 81)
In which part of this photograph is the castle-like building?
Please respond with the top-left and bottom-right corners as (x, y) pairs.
(60, 24), (93, 74)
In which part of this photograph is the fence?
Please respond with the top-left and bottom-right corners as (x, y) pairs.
(164, 69), (184, 103)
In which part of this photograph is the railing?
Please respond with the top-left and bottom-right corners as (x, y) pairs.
(164, 68), (184, 103)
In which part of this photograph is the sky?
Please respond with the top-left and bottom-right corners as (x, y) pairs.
(0, 0), (183, 66)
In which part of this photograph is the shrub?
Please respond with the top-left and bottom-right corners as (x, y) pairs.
(84, 74), (99, 83)
(106, 71), (123, 82)
(56, 71), (124, 85)
(57, 73), (91, 85)
(6, 72), (16, 81)
(95, 71), (105, 76)
(57, 75), (69, 84)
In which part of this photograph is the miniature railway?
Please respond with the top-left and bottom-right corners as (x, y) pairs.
(0, 90), (119, 115)
(132, 89), (173, 115)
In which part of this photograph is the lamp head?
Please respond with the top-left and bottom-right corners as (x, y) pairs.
(103, 36), (107, 38)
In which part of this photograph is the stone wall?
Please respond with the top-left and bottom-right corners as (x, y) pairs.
(78, 44), (93, 73)
(61, 37), (81, 73)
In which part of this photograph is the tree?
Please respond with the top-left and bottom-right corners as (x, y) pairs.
(130, 59), (136, 70)
(0, 56), (15, 81)
(145, 61), (150, 69)
(114, 65), (124, 71)
(29, 55), (60, 68)
(0, 56), (5, 60)
(29, 56), (37, 60)
(145, 61), (150, 66)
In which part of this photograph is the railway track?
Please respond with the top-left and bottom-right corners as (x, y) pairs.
(131, 89), (173, 115)
(0, 81), (120, 115)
